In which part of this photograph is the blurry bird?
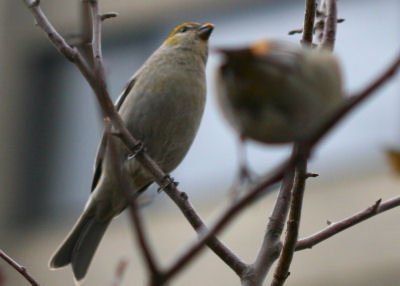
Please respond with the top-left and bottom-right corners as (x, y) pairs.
(49, 22), (214, 283)
(215, 41), (344, 180)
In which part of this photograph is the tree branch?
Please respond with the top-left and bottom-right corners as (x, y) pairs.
(318, 0), (337, 50)
(296, 196), (400, 251)
(270, 146), (309, 286)
(242, 164), (296, 285)
(301, 0), (316, 46)
(0, 249), (41, 286)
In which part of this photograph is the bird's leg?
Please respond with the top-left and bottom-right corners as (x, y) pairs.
(230, 136), (253, 201)
(238, 135), (251, 183)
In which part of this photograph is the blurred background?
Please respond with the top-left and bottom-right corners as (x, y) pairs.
(1, 0), (399, 285)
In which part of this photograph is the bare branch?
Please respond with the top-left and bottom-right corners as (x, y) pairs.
(270, 146), (309, 286)
(79, 0), (93, 65)
(315, 0), (327, 43)
(307, 51), (400, 149)
(0, 249), (41, 286)
(296, 196), (400, 250)
(318, 0), (337, 50)
(301, 0), (316, 46)
(162, 158), (294, 283)
(110, 258), (129, 286)
(242, 164), (296, 285)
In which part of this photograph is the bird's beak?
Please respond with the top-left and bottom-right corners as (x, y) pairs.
(198, 23), (214, 41)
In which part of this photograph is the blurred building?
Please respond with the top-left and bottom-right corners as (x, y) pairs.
(1, 0), (399, 285)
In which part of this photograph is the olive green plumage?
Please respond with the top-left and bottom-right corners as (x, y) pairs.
(216, 41), (344, 144)
(49, 22), (213, 283)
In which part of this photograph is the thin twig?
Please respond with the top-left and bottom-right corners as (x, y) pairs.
(0, 249), (41, 286)
(296, 196), (400, 251)
(315, 0), (327, 43)
(318, 0), (337, 50)
(110, 258), (129, 286)
(79, 0), (93, 65)
(301, 0), (316, 46)
(308, 51), (400, 149)
(270, 146), (309, 286)
(242, 163), (296, 285)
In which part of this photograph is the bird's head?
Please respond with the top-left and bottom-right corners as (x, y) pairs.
(162, 22), (214, 60)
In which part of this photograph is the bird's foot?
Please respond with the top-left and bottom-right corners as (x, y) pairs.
(157, 175), (179, 193)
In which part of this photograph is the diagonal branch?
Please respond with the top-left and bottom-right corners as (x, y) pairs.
(0, 249), (41, 286)
(295, 196), (400, 251)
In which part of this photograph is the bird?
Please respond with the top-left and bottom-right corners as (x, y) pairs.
(49, 22), (214, 283)
(215, 40), (344, 179)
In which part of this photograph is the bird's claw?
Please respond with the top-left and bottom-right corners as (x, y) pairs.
(157, 175), (179, 193)
(127, 141), (146, 160)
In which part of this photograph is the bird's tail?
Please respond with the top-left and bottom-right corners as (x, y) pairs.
(49, 209), (111, 284)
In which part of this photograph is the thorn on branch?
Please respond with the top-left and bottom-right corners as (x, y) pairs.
(288, 28), (303, 35)
(306, 172), (319, 178)
(326, 220), (332, 225)
(371, 199), (382, 213)
(101, 12), (119, 21)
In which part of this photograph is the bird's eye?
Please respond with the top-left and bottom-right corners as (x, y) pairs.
(178, 26), (188, 33)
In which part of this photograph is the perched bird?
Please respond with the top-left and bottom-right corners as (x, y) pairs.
(215, 41), (344, 179)
(49, 22), (214, 283)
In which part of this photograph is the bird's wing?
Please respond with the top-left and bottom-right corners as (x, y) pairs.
(90, 73), (138, 192)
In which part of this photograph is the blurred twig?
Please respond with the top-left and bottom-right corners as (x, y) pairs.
(295, 196), (400, 250)
(110, 258), (129, 286)
(301, 0), (316, 46)
(0, 249), (41, 286)
(318, 0), (337, 50)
